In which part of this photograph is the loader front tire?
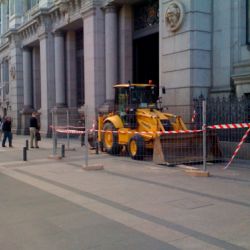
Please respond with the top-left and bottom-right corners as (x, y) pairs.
(102, 122), (120, 155)
(128, 135), (145, 160)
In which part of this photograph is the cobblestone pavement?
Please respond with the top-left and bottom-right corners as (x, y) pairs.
(0, 135), (250, 249)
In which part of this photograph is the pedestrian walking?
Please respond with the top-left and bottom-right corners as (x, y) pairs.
(0, 116), (3, 140)
(29, 112), (39, 148)
(2, 116), (12, 147)
(78, 115), (85, 146)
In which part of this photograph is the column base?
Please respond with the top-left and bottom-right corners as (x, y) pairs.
(20, 107), (34, 135)
(98, 100), (114, 114)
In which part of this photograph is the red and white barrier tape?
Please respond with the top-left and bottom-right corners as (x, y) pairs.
(55, 128), (203, 135)
(54, 122), (250, 169)
(208, 123), (250, 130)
(50, 125), (85, 129)
(56, 129), (84, 134)
(224, 128), (250, 169)
(98, 129), (203, 135)
(53, 122), (250, 135)
(161, 129), (202, 134)
(55, 122), (250, 135)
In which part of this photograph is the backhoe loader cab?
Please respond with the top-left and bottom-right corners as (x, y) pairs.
(97, 83), (221, 165)
(113, 83), (158, 128)
(114, 84), (158, 113)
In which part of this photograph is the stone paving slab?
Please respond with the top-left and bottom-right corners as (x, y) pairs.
(0, 136), (250, 249)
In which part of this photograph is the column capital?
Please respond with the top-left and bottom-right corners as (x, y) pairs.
(103, 4), (118, 14)
(54, 30), (64, 37)
(82, 7), (96, 20)
(22, 47), (32, 52)
(38, 32), (48, 41)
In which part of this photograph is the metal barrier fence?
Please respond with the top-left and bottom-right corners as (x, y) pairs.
(49, 100), (250, 168)
(194, 96), (250, 164)
(50, 108), (85, 157)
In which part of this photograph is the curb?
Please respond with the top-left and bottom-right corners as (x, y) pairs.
(185, 169), (210, 177)
(82, 164), (104, 171)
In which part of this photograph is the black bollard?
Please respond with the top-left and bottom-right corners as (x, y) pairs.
(95, 141), (99, 154)
(61, 144), (65, 158)
(23, 147), (27, 161)
(25, 140), (29, 150)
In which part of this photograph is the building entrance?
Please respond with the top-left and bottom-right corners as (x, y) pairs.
(133, 32), (159, 86)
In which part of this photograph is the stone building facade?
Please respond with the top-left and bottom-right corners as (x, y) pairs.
(0, 0), (249, 134)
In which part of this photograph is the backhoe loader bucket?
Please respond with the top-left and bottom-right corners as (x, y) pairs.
(153, 130), (222, 165)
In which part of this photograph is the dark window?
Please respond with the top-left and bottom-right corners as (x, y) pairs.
(247, 0), (250, 44)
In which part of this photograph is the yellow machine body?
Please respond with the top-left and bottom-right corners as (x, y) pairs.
(96, 83), (221, 165)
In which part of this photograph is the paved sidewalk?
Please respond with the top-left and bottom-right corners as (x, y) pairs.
(0, 135), (250, 249)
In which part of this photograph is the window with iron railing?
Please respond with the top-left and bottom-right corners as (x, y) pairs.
(24, 0), (39, 12)
(22, 0), (39, 23)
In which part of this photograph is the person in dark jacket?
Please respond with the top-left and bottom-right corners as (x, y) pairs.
(0, 116), (2, 140)
(2, 116), (12, 147)
(29, 112), (39, 148)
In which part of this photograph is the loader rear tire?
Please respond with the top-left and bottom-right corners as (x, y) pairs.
(102, 122), (120, 155)
(128, 135), (145, 160)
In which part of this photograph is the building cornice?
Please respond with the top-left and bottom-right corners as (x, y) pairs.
(233, 61), (250, 69)
(81, 0), (103, 17)
(232, 73), (250, 85)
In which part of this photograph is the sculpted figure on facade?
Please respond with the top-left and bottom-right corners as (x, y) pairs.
(165, 0), (184, 32)
(10, 66), (15, 80)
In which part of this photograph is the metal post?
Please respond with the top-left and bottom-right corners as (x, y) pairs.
(66, 109), (70, 150)
(95, 141), (99, 154)
(61, 144), (65, 158)
(52, 110), (57, 156)
(25, 139), (29, 150)
(23, 147), (27, 161)
(202, 100), (207, 171)
(84, 105), (89, 168)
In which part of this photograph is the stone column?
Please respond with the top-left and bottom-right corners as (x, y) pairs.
(82, 8), (105, 125)
(0, 61), (3, 104)
(105, 5), (118, 102)
(66, 31), (77, 108)
(21, 48), (33, 134)
(39, 32), (55, 136)
(54, 32), (66, 107)
(32, 46), (41, 111)
(0, 61), (4, 118)
(65, 31), (79, 124)
(9, 32), (23, 134)
(119, 5), (133, 83)
(23, 48), (33, 110)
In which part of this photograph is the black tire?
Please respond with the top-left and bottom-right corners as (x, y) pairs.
(102, 122), (120, 155)
(128, 134), (145, 160)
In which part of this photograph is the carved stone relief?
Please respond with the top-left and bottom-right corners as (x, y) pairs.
(165, 0), (184, 32)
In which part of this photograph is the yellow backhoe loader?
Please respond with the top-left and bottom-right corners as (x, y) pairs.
(94, 83), (221, 165)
